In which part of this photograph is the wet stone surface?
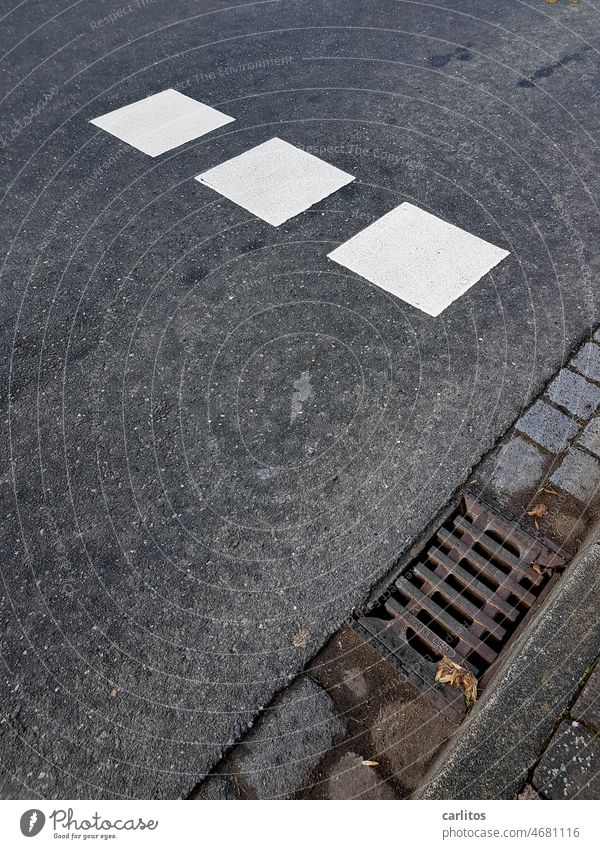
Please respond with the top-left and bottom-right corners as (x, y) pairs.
(326, 751), (399, 800)
(304, 626), (462, 799)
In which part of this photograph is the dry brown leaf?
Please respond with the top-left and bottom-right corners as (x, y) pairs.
(435, 657), (478, 709)
(532, 562), (561, 577)
(361, 760), (380, 767)
(292, 628), (310, 649)
(109, 688), (117, 698)
(527, 503), (549, 519)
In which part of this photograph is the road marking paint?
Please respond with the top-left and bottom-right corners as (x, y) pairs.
(195, 137), (355, 226)
(90, 89), (235, 157)
(328, 202), (510, 317)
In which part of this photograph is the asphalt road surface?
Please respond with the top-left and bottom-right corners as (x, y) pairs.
(2, 0), (600, 798)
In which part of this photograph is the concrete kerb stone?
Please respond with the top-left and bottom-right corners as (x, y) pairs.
(416, 531), (600, 800)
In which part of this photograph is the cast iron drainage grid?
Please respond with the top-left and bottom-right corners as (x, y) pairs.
(355, 492), (565, 715)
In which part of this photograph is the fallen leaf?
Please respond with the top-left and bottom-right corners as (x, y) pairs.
(527, 503), (548, 519)
(109, 688), (117, 698)
(292, 628), (310, 649)
(532, 562), (562, 577)
(435, 657), (478, 710)
(362, 760), (380, 767)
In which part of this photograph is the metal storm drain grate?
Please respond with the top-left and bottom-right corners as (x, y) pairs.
(355, 492), (565, 713)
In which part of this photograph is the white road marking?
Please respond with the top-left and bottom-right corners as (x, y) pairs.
(328, 202), (510, 317)
(90, 89), (235, 157)
(195, 137), (355, 226)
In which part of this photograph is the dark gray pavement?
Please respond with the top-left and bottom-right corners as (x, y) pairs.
(2, 0), (600, 798)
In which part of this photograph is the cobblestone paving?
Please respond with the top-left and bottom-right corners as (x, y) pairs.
(481, 332), (600, 552)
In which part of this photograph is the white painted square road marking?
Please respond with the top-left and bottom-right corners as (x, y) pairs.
(327, 202), (510, 317)
(90, 89), (235, 157)
(195, 137), (355, 226)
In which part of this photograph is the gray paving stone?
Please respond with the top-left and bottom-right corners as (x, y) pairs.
(593, 329), (600, 344)
(550, 449), (600, 502)
(533, 721), (600, 800)
(576, 417), (600, 459)
(571, 342), (600, 383)
(572, 663), (600, 731)
(546, 369), (600, 420)
(515, 400), (579, 453)
(227, 676), (347, 799)
(480, 436), (546, 497)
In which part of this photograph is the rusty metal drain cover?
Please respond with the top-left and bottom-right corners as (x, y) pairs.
(355, 492), (565, 713)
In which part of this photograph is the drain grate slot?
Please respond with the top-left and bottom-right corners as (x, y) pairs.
(436, 529), (537, 605)
(355, 491), (565, 713)
(413, 562), (505, 639)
